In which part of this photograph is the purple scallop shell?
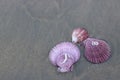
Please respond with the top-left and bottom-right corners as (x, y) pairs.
(83, 38), (111, 64)
(49, 42), (80, 72)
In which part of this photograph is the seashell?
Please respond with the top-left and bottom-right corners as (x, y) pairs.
(49, 42), (80, 72)
(83, 38), (111, 64)
(72, 27), (89, 43)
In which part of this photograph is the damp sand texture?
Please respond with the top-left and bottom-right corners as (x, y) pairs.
(0, 0), (120, 80)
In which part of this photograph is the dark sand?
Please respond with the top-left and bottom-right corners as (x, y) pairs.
(0, 0), (120, 80)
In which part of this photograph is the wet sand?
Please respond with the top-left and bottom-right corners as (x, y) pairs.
(0, 0), (120, 80)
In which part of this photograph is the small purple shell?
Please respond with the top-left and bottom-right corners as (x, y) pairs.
(49, 42), (80, 72)
(83, 38), (111, 64)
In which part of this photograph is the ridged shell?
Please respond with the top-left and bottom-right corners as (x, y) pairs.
(83, 38), (111, 64)
(49, 42), (80, 66)
(72, 27), (89, 43)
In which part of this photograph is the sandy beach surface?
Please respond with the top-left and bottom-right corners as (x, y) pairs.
(0, 0), (120, 80)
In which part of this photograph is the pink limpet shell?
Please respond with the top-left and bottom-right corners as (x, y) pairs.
(72, 27), (89, 43)
(49, 42), (80, 72)
(83, 38), (111, 64)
